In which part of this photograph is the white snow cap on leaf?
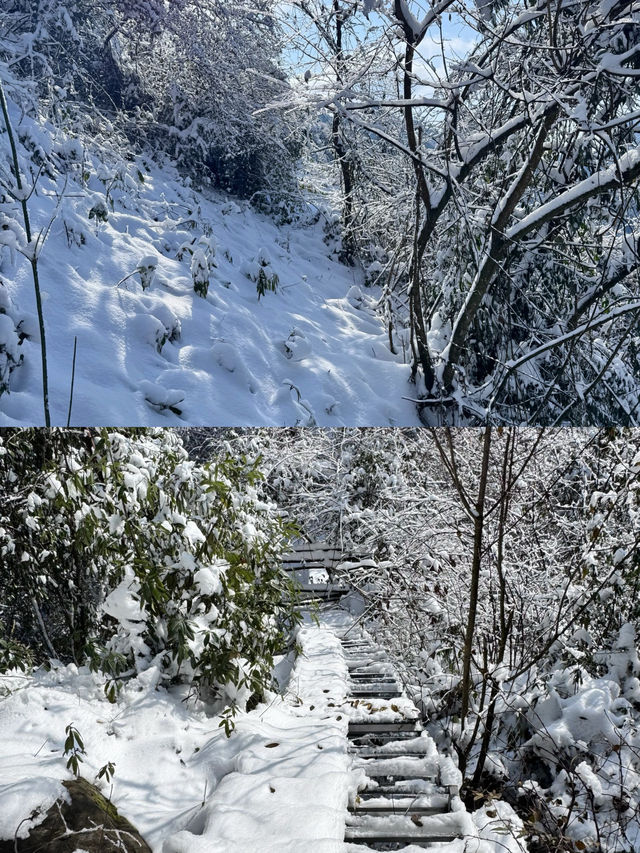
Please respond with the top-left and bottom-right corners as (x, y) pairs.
(102, 566), (146, 632)
(613, 547), (627, 565)
(615, 623), (636, 650)
(43, 473), (64, 498)
(182, 519), (206, 545)
(108, 513), (125, 534)
(194, 562), (227, 596)
(178, 550), (197, 572)
(241, 521), (258, 544)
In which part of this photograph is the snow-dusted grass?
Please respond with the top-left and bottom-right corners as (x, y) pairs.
(0, 91), (419, 426)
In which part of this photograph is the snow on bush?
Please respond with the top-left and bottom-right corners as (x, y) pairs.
(0, 295), (23, 396)
(137, 254), (158, 290)
(283, 329), (311, 361)
(0, 429), (300, 716)
(191, 248), (209, 297)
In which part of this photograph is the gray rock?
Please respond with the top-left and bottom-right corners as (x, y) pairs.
(0, 777), (152, 853)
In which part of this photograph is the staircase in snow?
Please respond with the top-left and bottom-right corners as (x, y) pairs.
(281, 541), (359, 602)
(284, 543), (469, 851)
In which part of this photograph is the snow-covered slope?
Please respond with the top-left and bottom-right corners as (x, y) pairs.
(0, 94), (419, 426)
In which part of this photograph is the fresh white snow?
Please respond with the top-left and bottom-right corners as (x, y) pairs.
(0, 619), (353, 852)
(0, 91), (420, 427)
(0, 607), (529, 853)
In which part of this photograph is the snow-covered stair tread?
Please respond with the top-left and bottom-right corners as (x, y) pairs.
(350, 792), (450, 814)
(344, 810), (467, 840)
(353, 736), (434, 756)
(351, 682), (402, 699)
(354, 756), (439, 780)
(348, 709), (420, 724)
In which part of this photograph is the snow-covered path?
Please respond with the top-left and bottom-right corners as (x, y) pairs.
(1, 95), (420, 426)
(0, 619), (354, 853)
(0, 605), (523, 852)
(164, 621), (353, 853)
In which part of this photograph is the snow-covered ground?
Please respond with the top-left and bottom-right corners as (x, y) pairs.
(0, 618), (353, 852)
(0, 90), (420, 427)
(0, 608), (527, 853)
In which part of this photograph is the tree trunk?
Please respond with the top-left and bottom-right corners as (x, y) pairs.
(460, 426), (492, 731)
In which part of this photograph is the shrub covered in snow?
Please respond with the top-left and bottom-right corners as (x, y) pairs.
(0, 429), (300, 712)
(0, 291), (24, 397)
(136, 255), (157, 290)
(0, 0), (302, 206)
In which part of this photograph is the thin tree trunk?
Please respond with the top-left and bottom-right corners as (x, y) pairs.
(460, 426), (492, 731)
(332, 0), (356, 261)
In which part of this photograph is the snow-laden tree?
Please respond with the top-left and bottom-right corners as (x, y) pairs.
(279, 0), (640, 422)
(0, 428), (300, 713)
(0, 0), (301, 205)
(282, 0), (418, 266)
(183, 426), (640, 846)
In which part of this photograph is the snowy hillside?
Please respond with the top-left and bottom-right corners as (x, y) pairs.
(0, 93), (419, 427)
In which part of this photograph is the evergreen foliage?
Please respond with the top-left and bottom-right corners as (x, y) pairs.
(0, 428), (300, 710)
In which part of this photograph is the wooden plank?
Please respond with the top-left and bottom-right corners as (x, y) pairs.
(349, 677), (397, 684)
(344, 833), (461, 846)
(349, 670), (396, 676)
(359, 784), (440, 797)
(357, 769), (439, 782)
(350, 691), (402, 699)
(345, 813), (462, 842)
(348, 722), (421, 735)
(350, 748), (432, 759)
(348, 804), (448, 816)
